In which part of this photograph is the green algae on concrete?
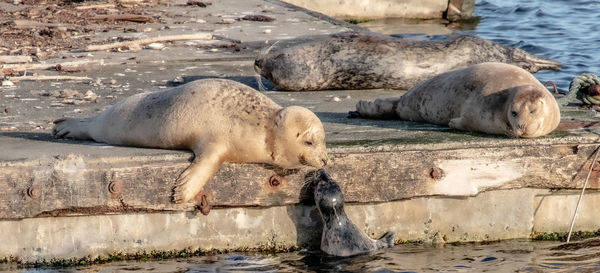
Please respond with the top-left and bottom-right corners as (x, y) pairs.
(532, 230), (600, 242)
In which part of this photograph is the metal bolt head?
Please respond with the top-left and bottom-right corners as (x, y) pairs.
(108, 180), (123, 194)
(430, 167), (444, 180)
(194, 192), (211, 216)
(269, 175), (284, 187)
(26, 186), (40, 199)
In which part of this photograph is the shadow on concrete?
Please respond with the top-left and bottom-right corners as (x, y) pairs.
(315, 111), (453, 131)
(0, 131), (100, 145)
(167, 75), (277, 91)
(285, 170), (322, 250)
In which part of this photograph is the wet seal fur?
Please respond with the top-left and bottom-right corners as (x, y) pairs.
(353, 62), (561, 138)
(53, 79), (329, 203)
(313, 169), (395, 256)
(254, 32), (561, 91)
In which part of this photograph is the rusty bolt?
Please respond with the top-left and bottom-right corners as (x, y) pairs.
(592, 161), (600, 172)
(269, 175), (285, 187)
(194, 192), (211, 216)
(108, 180), (123, 194)
(26, 186), (40, 199)
(430, 167), (444, 180)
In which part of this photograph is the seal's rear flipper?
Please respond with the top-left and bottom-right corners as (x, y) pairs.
(376, 231), (395, 249)
(52, 117), (92, 140)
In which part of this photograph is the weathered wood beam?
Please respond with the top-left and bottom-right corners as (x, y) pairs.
(1, 140), (599, 220)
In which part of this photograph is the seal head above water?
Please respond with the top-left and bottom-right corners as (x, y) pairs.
(313, 169), (395, 257)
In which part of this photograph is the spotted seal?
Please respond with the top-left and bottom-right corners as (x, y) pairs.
(254, 32), (561, 91)
(354, 62), (561, 138)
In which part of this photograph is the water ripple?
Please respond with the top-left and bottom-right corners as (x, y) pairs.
(460, 0), (600, 90)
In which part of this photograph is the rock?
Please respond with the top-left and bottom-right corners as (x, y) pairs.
(263, 29), (272, 34)
(172, 76), (184, 83)
(242, 15), (276, 22)
(331, 96), (341, 102)
(187, 0), (212, 7)
(147, 43), (165, 50)
(1, 80), (14, 87)
(221, 18), (236, 24)
(61, 89), (82, 98)
(83, 90), (98, 102)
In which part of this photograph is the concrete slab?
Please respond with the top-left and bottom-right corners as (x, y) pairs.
(4, 188), (597, 263)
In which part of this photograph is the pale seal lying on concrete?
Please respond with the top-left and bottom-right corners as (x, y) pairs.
(313, 169), (395, 256)
(254, 32), (561, 91)
(353, 62), (561, 138)
(53, 79), (329, 203)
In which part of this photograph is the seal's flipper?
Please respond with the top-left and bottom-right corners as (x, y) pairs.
(173, 146), (226, 203)
(52, 117), (92, 140)
(376, 231), (395, 249)
(355, 97), (401, 119)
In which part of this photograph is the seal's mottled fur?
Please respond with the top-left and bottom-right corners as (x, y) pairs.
(254, 32), (561, 91)
(313, 169), (394, 257)
(355, 63), (561, 138)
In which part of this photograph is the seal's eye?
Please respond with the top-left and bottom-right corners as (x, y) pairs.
(511, 111), (518, 117)
(305, 141), (313, 146)
(530, 109), (536, 114)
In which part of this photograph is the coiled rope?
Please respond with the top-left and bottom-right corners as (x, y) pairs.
(558, 73), (600, 106)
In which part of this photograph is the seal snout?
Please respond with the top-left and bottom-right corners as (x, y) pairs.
(253, 59), (265, 76)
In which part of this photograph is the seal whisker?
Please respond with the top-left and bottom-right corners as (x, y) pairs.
(255, 41), (281, 92)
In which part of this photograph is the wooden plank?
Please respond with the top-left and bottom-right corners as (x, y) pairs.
(1, 143), (599, 220)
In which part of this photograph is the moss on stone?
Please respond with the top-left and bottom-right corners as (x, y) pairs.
(8, 244), (302, 269)
(532, 229), (600, 241)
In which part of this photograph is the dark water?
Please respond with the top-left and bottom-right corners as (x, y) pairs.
(464, 0), (600, 94)
(6, 239), (600, 272)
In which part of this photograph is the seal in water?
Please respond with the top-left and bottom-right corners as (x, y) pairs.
(353, 62), (561, 138)
(53, 79), (329, 203)
(313, 169), (395, 256)
(254, 32), (562, 91)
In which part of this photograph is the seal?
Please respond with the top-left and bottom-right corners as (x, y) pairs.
(313, 169), (395, 256)
(53, 79), (329, 203)
(254, 32), (562, 91)
(353, 62), (561, 138)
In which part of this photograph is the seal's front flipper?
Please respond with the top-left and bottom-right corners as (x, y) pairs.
(172, 146), (226, 204)
(449, 117), (466, 131)
(376, 231), (395, 249)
